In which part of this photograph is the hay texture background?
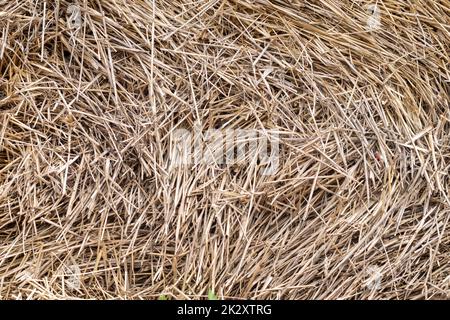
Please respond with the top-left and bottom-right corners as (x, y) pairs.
(0, 0), (449, 299)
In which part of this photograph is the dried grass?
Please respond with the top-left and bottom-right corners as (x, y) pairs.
(0, 0), (449, 299)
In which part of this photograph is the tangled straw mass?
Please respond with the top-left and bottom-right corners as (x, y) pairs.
(0, 0), (449, 299)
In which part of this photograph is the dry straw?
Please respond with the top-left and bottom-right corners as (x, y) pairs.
(0, 0), (449, 299)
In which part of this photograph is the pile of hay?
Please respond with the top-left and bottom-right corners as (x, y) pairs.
(0, 0), (449, 299)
